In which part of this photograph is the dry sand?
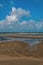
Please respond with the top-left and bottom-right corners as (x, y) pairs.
(0, 36), (43, 65)
(0, 55), (43, 65)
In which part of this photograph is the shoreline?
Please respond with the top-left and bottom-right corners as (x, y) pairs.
(0, 34), (43, 38)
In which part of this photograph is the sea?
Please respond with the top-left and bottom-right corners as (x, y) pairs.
(0, 32), (43, 46)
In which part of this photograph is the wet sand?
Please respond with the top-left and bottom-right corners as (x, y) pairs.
(0, 34), (43, 38)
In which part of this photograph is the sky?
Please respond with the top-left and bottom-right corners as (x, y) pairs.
(0, 0), (43, 32)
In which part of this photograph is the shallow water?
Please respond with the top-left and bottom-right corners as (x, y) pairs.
(0, 37), (43, 45)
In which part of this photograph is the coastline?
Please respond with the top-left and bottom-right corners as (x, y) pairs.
(0, 35), (43, 65)
(0, 33), (43, 38)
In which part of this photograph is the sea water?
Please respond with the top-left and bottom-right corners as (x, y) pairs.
(0, 37), (43, 45)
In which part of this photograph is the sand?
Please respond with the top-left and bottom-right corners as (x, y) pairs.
(0, 33), (43, 38)
(0, 55), (43, 65)
(0, 35), (43, 65)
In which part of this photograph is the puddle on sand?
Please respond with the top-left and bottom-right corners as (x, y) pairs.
(0, 37), (43, 45)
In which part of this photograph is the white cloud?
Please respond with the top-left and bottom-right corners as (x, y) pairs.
(36, 22), (43, 29)
(0, 7), (43, 32)
(20, 19), (43, 31)
(0, 19), (43, 32)
(6, 15), (18, 22)
(0, 7), (30, 30)
(12, 7), (16, 12)
(6, 7), (30, 24)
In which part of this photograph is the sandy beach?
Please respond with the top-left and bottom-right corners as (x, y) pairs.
(0, 55), (43, 65)
(0, 0), (43, 64)
(0, 33), (43, 38)
(0, 40), (43, 65)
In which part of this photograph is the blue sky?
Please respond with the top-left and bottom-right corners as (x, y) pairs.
(0, 0), (43, 32)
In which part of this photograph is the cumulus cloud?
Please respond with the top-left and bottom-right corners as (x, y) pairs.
(6, 15), (18, 22)
(0, 7), (30, 31)
(6, 7), (30, 23)
(0, 7), (43, 32)
(19, 19), (43, 31)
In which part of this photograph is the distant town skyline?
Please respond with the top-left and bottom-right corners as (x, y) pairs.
(0, 0), (43, 32)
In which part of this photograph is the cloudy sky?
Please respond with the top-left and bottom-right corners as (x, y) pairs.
(0, 0), (43, 32)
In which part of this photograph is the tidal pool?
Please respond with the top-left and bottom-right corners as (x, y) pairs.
(0, 37), (43, 45)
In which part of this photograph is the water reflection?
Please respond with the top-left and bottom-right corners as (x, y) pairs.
(0, 37), (43, 45)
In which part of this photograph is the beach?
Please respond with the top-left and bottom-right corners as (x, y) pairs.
(0, 56), (43, 65)
(0, 41), (43, 65)
(0, 33), (43, 65)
